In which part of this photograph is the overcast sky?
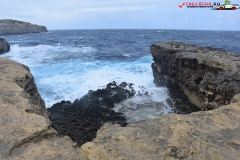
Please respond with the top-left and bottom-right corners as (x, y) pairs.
(1, 0), (240, 30)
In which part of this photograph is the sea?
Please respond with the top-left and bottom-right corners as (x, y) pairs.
(1, 29), (240, 122)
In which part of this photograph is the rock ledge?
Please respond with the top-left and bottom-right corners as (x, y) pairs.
(150, 41), (240, 110)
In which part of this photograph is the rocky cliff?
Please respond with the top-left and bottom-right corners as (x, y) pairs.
(0, 57), (86, 160)
(150, 41), (240, 110)
(0, 19), (47, 35)
(0, 38), (10, 54)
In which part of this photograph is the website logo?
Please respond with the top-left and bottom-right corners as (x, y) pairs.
(178, 0), (239, 10)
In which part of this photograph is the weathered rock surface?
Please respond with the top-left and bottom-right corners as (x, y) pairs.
(0, 19), (47, 35)
(0, 57), (84, 160)
(48, 82), (135, 146)
(150, 41), (240, 110)
(0, 38), (10, 54)
(80, 94), (240, 160)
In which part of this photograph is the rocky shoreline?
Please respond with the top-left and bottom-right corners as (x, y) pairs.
(1, 42), (240, 159)
(0, 19), (47, 35)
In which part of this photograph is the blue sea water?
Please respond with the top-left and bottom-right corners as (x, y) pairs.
(1, 29), (240, 122)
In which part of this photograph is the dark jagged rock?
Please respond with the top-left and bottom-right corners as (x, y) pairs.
(0, 38), (10, 54)
(47, 82), (135, 146)
(151, 41), (240, 111)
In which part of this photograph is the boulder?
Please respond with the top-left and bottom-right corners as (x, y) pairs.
(0, 19), (47, 35)
(150, 41), (240, 110)
(0, 38), (10, 54)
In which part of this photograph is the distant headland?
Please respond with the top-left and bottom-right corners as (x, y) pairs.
(0, 19), (47, 35)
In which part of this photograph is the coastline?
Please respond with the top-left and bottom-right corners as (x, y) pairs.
(1, 42), (240, 159)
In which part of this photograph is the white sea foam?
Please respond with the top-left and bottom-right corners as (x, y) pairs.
(113, 81), (172, 122)
(1, 45), (97, 65)
(1, 44), (172, 121)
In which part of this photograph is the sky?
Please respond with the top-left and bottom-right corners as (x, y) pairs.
(0, 0), (240, 30)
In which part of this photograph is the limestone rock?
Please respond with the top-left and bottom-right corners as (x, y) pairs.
(0, 57), (83, 159)
(81, 98), (240, 160)
(0, 19), (47, 35)
(150, 41), (240, 110)
(0, 38), (10, 54)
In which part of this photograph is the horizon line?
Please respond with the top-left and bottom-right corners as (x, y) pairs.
(47, 28), (240, 31)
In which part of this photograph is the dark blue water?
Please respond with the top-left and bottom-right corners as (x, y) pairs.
(1, 29), (239, 122)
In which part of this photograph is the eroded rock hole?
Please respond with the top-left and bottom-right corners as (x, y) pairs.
(195, 77), (203, 85)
